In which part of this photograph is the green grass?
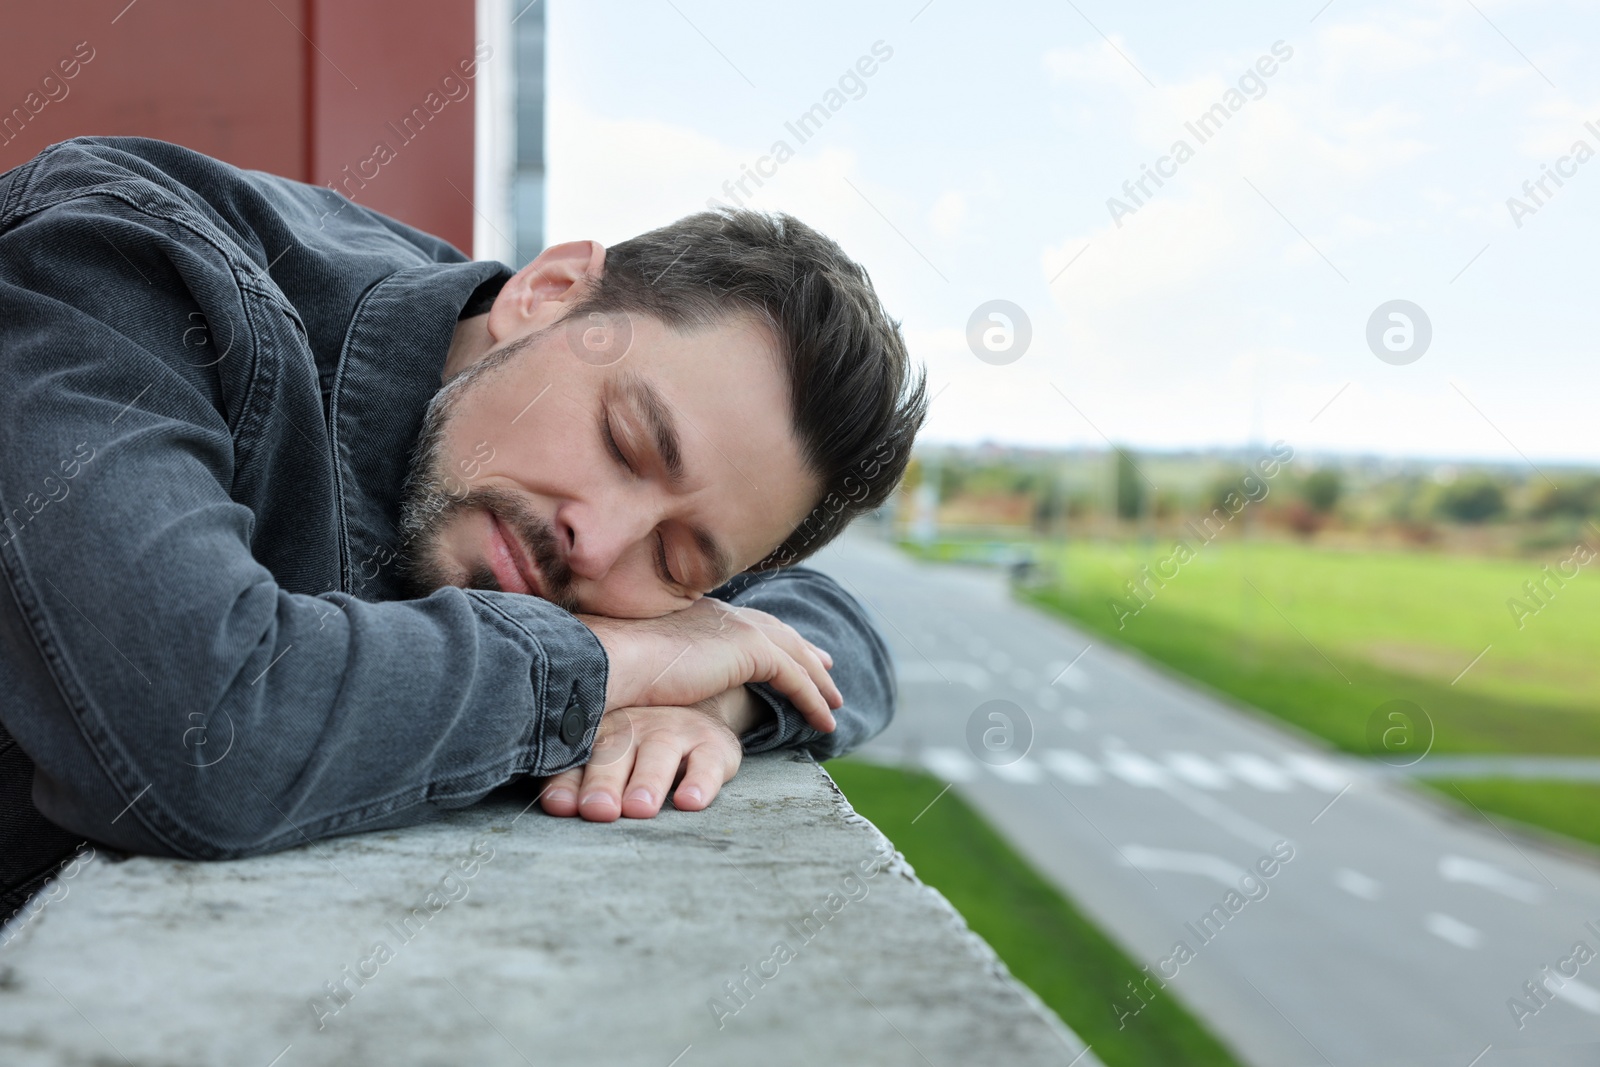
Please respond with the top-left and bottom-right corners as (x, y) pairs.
(1424, 779), (1600, 852)
(972, 537), (1600, 757)
(826, 759), (1247, 1067)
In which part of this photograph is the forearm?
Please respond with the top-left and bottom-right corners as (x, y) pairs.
(2, 577), (608, 860)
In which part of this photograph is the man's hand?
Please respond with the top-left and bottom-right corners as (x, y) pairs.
(536, 688), (763, 821)
(580, 598), (840, 732)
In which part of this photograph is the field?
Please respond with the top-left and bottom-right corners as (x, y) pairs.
(826, 760), (1246, 1067)
(1013, 538), (1598, 756)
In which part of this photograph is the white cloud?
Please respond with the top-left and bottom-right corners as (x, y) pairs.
(930, 191), (966, 237)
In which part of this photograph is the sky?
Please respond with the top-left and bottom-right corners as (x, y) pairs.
(544, 0), (1600, 465)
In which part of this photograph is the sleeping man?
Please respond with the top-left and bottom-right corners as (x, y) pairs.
(0, 137), (925, 915)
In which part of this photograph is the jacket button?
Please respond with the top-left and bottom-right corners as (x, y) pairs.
(560, 692), (586, 746)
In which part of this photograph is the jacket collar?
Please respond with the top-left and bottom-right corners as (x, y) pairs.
(329, 260), (513, 600)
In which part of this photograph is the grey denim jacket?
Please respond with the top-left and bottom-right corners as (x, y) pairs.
(0, 137), (894, 866)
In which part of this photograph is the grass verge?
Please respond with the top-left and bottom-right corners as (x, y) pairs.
(826, 759), (1247, 1067)
(1423, 779), (1600, 853)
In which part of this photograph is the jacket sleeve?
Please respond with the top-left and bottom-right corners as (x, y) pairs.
(0, 208), (607, 862)
(708, 566), (896, 760)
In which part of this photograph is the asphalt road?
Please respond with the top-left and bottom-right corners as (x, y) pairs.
(811, 529), (1600, 1067)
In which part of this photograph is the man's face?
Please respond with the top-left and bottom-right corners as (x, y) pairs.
(399, 299), (820, 619)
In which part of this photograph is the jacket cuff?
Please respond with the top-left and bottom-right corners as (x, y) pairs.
(478, 594), (610, 775)
(738, 681), (826, 756)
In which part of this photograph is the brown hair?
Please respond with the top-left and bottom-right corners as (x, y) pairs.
(562, 208), (927, 569)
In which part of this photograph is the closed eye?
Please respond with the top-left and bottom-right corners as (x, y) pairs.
(605, 407), (681, 588)
(602, 409), (632, 472)
(654, 532), (677, 587)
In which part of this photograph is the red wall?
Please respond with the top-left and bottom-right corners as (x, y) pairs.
(0, 0), (476, 252)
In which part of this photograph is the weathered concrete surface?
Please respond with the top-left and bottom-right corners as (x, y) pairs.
(0, 751), (1097, 1067)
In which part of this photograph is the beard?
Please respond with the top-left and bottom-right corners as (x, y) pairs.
(395, 358), (579, 612)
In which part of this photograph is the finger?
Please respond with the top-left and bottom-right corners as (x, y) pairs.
(767, 625), (843, 712)
(538, 768), (584, 817)
(755, 627), (844, 716)
(811, 644), (834, 669)
(797, 642), (843, 711)
(766, 633), (841, 729)
(621, 737), (687, 819)
(751, 639), (836, 732)
(673, 740), (741, 812)
(576, 713), (640, 822)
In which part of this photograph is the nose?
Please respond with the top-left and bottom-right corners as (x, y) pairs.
(554, 492), (660, 583)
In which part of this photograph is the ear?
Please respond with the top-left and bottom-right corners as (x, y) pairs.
(486, 240), (607, 343)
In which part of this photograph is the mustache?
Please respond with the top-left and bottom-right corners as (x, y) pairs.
(458, 486), (578, 611)
(404, 479), (578, 611)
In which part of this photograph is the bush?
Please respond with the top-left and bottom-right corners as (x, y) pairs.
(1435, 477), (1507, 523)
(1530, 479), (1600, 519)
(1114, 448), (1145, 520)
(1303, 470), (1342, 514)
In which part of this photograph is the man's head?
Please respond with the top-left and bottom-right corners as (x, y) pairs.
(398, 208), (926, 618)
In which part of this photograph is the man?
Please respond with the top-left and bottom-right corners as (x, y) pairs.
(0, 137), (925, 913)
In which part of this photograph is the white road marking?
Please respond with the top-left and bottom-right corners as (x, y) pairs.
(1282, 754), (1351, 793)
(1223, 752), (1295, 792)
(1553, 978), (1600, 1015)
(1104, 749), (1170, 788)
(1439, 855), (1545, 904)
(1054, 668), (1092, 693)
(1164, 752), (1231, 790)
(1425, 912), (1483, 949)
(896, 661), (991, 689)
(990, 760), (1043, 784)
(922, 747), (978, 782)
(1042, 749), (1103, 785)
(1335, 868), (1383, 901)
(1120, 845), (1247, 887)
(1159, 780), (1291, 852)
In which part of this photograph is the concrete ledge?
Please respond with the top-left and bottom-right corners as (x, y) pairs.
(0, 752), (1098, 1066)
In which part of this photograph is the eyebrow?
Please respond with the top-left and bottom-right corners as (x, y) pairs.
(613, 373), (736, 589)
(618, 371), (683, 483)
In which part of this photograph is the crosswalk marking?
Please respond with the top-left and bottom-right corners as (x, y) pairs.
(990, 760), (1044, 784)
(1164, 752), (1231, 790)
(896, 661), (991, 689)
(1043, 749), (1103, 785)
(1054, 668), (1091, 693)
(1104, 749), (1169, 789)
(1223, 753), (1295, 792)
(1282, 754), (1350, 793)
(922, 747), (979, 782)
(909, 744), (1359, 795)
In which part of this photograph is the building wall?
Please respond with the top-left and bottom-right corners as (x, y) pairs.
(0, 0), (477, 253)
